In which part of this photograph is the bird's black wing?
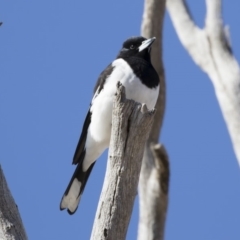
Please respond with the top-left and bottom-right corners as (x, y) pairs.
(72, 110), (91, 164)
(72, 64), (114, 165)
(94, 64), (114, 94)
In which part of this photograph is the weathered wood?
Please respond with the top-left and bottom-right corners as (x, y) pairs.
(167, 0), (240, 166)
(141, 0), (166, 142)
(90, 83), (155, 240)
(0, 165), (28, 240)
(138, 0), (169, 239)
(138, 144), (169, 240)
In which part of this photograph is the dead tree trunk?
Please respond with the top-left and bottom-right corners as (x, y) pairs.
(0, 165), (28, 240)
(138, 0), (170, 239)
(90, 83), (155, 240)
(167, 0), (240, 166)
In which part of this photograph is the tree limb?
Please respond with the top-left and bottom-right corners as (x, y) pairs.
(141, 0), (166, 140)
(0, 165), (28, 240)
(167, 0), (240, 166)
(138, 0), (170, 239)
(90, 83), (155, 240)
(138, 144), (169, 240)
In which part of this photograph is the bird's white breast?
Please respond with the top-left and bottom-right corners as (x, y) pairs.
(89, 58), (159, 143)
(111, 59), (159, 110)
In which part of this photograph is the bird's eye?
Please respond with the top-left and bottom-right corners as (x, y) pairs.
(130, 45), (135, 49)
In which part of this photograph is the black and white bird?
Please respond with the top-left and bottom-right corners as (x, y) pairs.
(60, 36), (160, 214)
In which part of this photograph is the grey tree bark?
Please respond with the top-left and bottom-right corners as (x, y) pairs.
(138, 0), (170, 240)
(90, 83), (155, 240)
(167, 0), (240, 166)
(0, 165), (28, 240)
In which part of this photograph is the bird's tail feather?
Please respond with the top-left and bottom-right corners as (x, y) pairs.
(60, 162), (95, 214)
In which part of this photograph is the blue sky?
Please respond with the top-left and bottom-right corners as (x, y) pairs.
(1, 1), (240, 239)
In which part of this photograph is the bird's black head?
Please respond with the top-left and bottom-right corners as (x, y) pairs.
(117, 36), (156, 61)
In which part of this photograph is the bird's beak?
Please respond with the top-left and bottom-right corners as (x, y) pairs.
(138, 37), (156, 52)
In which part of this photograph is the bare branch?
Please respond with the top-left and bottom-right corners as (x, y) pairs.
(138, 144), (169, 240)
(205, 0), (222, 33)
(91, 83), (155, 240)
(0, 165), (28, 240)
(167, 0), (215, 72)
(141, 0), (166, 140)
(138, 0), (169, 239)
(167, 0), (240, 166)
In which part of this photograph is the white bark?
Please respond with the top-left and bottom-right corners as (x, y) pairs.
(138, 144), (169, 240)
(138, 0), (169, 239)
(91, 83), (155, 240)
(0, 165), (28, 240)
(167, 0), (240, 165)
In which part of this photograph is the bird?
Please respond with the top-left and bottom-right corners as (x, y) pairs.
(60, 36), (160, 214)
